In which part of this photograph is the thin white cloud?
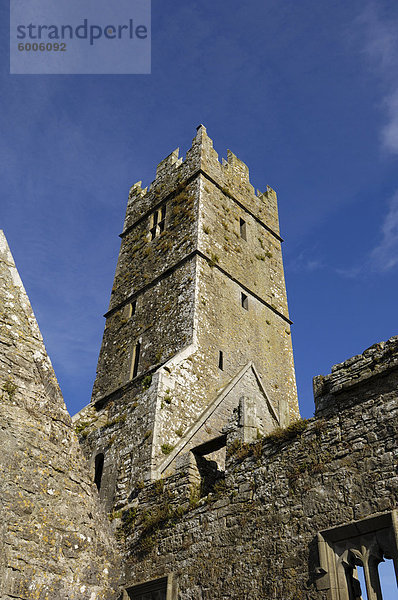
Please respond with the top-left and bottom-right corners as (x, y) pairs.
(358, 5), (396, 70)
(334, 190), (398, 278)
(370, 190), (398, 271)
(382, 90), (398, 154)
(288, 250), (324, 274)
(356, 3), (398, 154)
(332, 5), (398, 278)
(334, 265), (362, 279)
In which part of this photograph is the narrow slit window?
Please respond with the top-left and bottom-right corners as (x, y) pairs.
(241, 293), (248, 310)
(130, 341), (141, 379)
(131, 300), (137, 316)
(94, 453), (104, 491)
(239, 218), (247, 240)
(150, 210), (158, 240)
(218, 351), (224, 371)
(158, 205), (166, 233)
(124, 301), (136, 319)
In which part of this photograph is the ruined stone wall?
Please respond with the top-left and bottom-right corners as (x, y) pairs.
(0, 232), (121, 600)
(115, 338), (398, 599)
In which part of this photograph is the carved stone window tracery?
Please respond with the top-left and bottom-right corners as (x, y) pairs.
(316, 511), (398, 600)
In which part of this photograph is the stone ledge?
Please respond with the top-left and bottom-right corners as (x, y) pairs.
(313, 336), (398, 414)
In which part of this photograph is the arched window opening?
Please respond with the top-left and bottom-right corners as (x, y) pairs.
(355, 565), (368, 600)
(379, 558), (397, 599)
(94, 453), (105, 491)
(317, 512), (398, 600)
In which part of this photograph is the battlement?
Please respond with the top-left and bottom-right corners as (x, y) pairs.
(155, 147), (183, 178)
(314, 335), (398, 415)
(123, 125), (280, 237)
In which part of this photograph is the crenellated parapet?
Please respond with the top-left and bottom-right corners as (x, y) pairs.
(122, 124), (280, 239)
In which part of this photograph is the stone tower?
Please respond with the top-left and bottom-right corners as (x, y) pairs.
(75, 126), (299, 508)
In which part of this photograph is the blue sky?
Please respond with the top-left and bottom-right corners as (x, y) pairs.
(1, 0), (398, 420)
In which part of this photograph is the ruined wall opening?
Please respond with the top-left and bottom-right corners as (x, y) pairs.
(343, 556), (396, 600)
(94, 453), (105, 491)
(126, 575), (168, 599)
(379, 558), (397, 598)
(192, 436), (226, 498)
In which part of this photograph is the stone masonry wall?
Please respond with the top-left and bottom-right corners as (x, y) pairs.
(108, 178), (198, 314)
(0, 232), (121, 600)
(114, 338), (398, 599)
(75, 373), (162, 508)
(148, 254), (297, 470)
(92, 259), (196, 402)
(197, 165), (287, 316)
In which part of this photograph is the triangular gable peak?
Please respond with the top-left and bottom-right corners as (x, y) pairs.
(157, 361), (279, 477)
